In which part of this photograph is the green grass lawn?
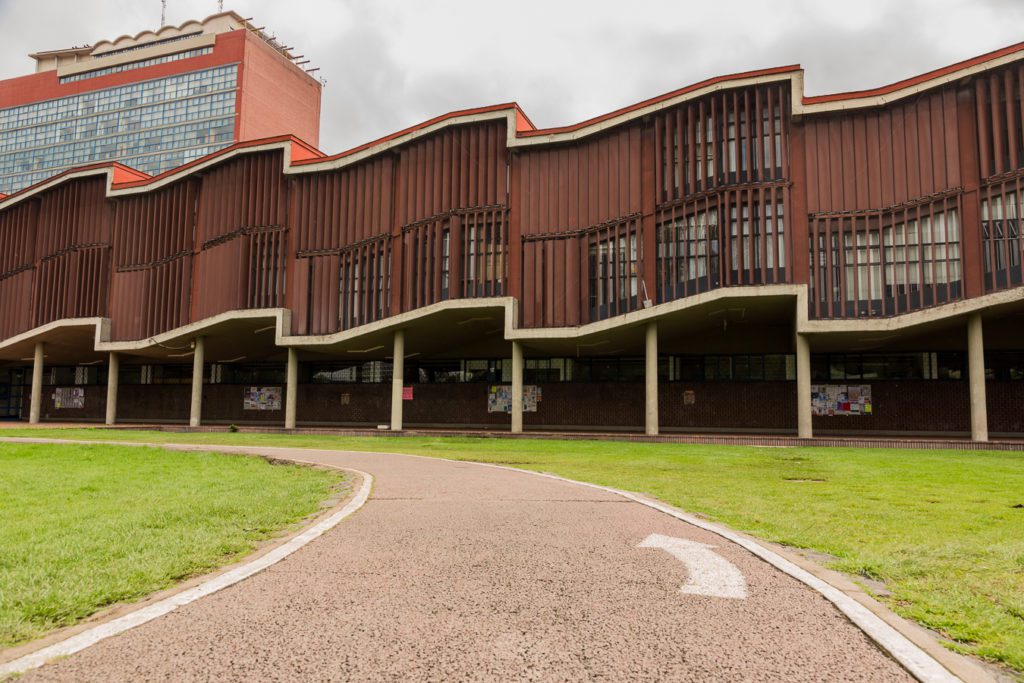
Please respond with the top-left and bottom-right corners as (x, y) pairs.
(0, 441), (343, 648)
(2, 429), (1023, 675)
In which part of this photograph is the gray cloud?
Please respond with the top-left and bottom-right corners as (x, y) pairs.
(1, 0), (1022, 153)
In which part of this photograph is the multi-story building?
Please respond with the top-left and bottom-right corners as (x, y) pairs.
(0, 11), (321, 195)
(0, 43), (1022, 441)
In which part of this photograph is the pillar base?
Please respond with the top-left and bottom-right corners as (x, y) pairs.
(390, 330), (405, 431)
(644, 321), (658, 436)
(511, 341), (523, 433)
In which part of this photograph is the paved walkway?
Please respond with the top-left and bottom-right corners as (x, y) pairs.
(21, 445), (916, 682)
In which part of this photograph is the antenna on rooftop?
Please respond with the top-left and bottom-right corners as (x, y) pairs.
(218, 1), (224, 12)
(160, 0), (167, 26)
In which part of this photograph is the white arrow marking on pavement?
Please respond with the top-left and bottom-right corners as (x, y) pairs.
(638, 533), (748, 599)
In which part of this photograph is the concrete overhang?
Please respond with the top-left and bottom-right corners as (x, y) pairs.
(1, 285), (1022, 365)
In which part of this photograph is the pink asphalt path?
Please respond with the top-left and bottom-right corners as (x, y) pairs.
(19, 444), (915, 682)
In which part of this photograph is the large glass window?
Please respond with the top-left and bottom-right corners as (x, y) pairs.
(45, 365), (107, 385)
(440, 228), (451, 300)
(668, 354), (795, 382)
(305, 361), (393, 384)
(588, 227), (639, 320)
(657, 207), (720, 298)
(986, 351), (1024, 380)
(59, 48), (214, 83)
(462, 213), (505, 297)
(0, 64), (238, 193)
(810, 352), (963, 381)
(208, 364), (286, 385)
(118, 364), (192, 385)
(981, 191), (1024, 289)
(841, 210), (961, 303)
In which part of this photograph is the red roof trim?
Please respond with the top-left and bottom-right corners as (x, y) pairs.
(803, 40), (1024, 104)
(110, 164), (151, 183)
(0, 162), (132, 203)
(518, 65), (802, 137)
(294, 102), (521, 166)
(110, 134), (324, 189)
(515, 105), (537, 132)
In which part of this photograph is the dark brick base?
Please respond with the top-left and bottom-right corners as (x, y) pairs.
(20, 379), (1023, 435)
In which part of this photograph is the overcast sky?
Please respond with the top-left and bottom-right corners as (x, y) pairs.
(1, 0), (1022, 153)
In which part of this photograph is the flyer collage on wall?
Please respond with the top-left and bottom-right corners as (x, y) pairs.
(810, 384), (872, 416)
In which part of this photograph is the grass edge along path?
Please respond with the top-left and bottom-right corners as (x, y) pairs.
(0, 441), (344, 649)
(2, 429), (1023, 678)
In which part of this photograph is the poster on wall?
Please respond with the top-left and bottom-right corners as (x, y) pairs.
(243, 386), (282, 411)
(811, 384), (872, 416)
(53, 387), (85, 409)
(487, 385), (542, 413)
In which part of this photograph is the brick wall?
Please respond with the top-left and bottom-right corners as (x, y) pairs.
(118, 384), (190, 422)
(405, 384), (509, 427)
(989, 382), (1024, 434)
(18, 378), (1022, 434)
(238, 32), (321, 147)
(200, 385), (286, 424)
(812, 381), (970, 434)
(527, 383), (644, 429)
(661, 381), (795, 431)
(29, 384), (106, 421)
(297, 384), (390, 425)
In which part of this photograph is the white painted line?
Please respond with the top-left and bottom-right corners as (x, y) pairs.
(0, 465), (373, 678)
(638, 533), (748, 599)
(483, 466), (961, 683)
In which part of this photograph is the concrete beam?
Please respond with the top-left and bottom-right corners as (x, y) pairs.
(29, 342), (44, 424)
(189, 336), (204, 428)
(645, 321), (658, 436)
(390, 330), (404, 431)
(796, 332), (812, 439)
(967, 312), (988, 442)
(285, 347), (298, 430)
(511, 341), (523, 434)
(105, 351), (119, 426)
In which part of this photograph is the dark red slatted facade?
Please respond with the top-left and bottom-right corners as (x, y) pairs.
(803, 84), (970, 318)
(397, 120), (508, 314)
(975, 64), (1024, 293)
(0, 201), (38, 338)
(802, 64), (1024, 316)
(514, 126), (643, 327)
(2, 62), (1024, 344)
(109, 180), (197, 340)
(291, 153), (395, 335)
(803, 88), (961, 213)
(192, 150), (288, 321)
(29, 177), (111, 328)
(653, 83), (793, 304)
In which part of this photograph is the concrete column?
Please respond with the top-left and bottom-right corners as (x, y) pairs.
(105, 352), (119, 426)
(796, 332), (812, 439)
(29, 342), (44, 424)
(644, 321), (659, 436)
(189, 336), (205, 428)
(968, 312), (988, 442)
(390, 329), (404, 431)
(285, 347), (298, 430)
(511, 341), (524, 434)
